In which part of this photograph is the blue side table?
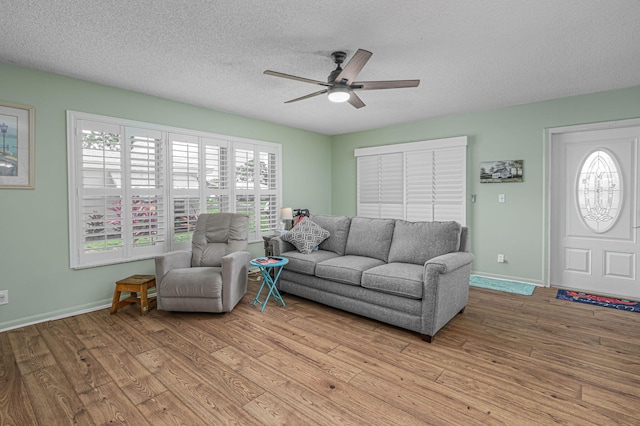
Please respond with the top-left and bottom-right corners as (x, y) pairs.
(250, 256), (289, 312)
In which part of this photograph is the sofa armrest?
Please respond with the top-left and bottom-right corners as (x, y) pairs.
(270, 236), (296, 256)
(155, 251), (192, 285)
(421, 251), (474, 338)
(425, 251), (474, 274)
(221, 250), (251, 311)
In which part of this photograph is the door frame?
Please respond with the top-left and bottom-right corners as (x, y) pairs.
(545, 117), (640, 288)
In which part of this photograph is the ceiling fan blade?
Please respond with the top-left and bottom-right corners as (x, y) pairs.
(284, 89), (328, 104)
(264, 70), (331, 87)
(347, 92), (366, 109)
(334, 49), (372, 84)
(352, 80), (420, 90)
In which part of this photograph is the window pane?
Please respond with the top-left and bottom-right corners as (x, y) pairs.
(260, 194), (278, 233)
(130, 195), (164, 248)
(235, 149), (254, 190)
(81, 129), (121, 189)
(82, 195), (123, 253)
(205, 145), (228, 189)
(173, 196), (200, 243)
(236, 195), (255, 233)
(130, 135), (163, 188)
(577, 150), (622, 233)
(206, 195), (229, 214)
(172, 140), (199, 189)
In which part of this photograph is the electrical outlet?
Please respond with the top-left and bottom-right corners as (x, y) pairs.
(497, 254), (505, 263)
(0, 290), (8, 305)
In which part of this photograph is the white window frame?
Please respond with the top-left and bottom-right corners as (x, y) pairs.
(355, 136), (467, 225)
(67, 111), (282, 269)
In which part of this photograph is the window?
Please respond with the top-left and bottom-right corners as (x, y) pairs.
(355, 136), (467, 224)
(68, 111), (281, 268)
(577, 149), (622, 233)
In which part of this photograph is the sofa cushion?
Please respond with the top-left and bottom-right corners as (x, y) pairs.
(361, 263), (424, 299)
(160, 267), (222, 299)
(282, 217), (330, 254)
(315, 255), (386, 286)
(388, 220), (462, 265)
(281, 249), (340, 275)
(344, 217), (396, 262)
(311, 215), (351, 255)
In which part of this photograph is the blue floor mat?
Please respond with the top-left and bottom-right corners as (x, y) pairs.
(469, 275), (536, 295)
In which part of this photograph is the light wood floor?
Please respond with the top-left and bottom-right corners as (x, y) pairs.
(2, 276), (640, 425)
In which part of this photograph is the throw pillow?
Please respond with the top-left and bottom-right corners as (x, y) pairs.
(282, 216), (330, 254)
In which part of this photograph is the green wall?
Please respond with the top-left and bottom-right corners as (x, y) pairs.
(0, 62), (332, 330)
(332, 86), (640, 284)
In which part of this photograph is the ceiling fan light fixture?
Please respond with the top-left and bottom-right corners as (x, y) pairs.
(327, 86), (350, 103)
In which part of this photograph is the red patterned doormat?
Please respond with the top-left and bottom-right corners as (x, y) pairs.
(556, 289), (640, 313)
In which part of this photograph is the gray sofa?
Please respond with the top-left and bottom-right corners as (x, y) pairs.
(270, 215), (474, 342)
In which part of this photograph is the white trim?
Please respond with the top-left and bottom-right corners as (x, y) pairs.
(354, 136), (467, 157)
(67, 110), (283, 149)
(0, 302), (112, 333)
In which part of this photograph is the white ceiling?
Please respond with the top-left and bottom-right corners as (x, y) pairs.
(2, 1), (640, 136)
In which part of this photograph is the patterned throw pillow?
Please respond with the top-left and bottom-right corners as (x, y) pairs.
(282, 217), (330, 254)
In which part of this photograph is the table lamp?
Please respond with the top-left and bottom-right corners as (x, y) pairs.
(280, 207), (293, 230)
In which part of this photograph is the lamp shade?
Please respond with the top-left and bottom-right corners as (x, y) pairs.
(327, 86), (350, 103)
(280, 207), (293, 220)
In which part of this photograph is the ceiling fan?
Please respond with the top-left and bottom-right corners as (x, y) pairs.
(264, 49), (420, 109)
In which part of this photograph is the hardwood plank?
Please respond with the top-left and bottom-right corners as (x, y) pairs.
(242, 391), (319, 426)
(88, 341), (166, 405)
(234, 305), (339, 353)
(403, 340), (583, 401)
(0, 332), (38, 425)
(87, 310), (160, 355)
(22, 365), (93, 424)
(136, 390), (209, 426)
(258, 347), (427, 425)
(7, 325), (56, 375)
(147, 327), (265, 405)
(36, 320), (112, 394)
(328, 346), (493, 425)
(78, 381), (150, 425)
(225, 318), (362, 383)
(434, 369), (608, 425)
(137, 348), (262, 425)
(212, 345), (370, 425)
(287, 313), (409, 353)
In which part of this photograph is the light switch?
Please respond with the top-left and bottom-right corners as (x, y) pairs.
(471, 194), (476, 203)
(498, 194), (506, 203)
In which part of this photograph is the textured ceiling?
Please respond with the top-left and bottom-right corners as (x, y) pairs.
(1, 1), (640, 135)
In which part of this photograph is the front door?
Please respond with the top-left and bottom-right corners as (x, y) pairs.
(550, 125), (640, 299)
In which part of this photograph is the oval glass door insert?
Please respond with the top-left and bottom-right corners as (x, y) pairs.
(577, 150), (622, 233)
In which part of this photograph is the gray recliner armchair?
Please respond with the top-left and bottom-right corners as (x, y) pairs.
(155, 213), (251, 313)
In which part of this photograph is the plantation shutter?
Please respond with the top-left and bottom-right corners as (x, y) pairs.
(258, 147), (279, 234)
(356, 137), (467, 225)
(125, 127), (166, 257)
(406, 150), (434, 221)
(433, 146), (466, 223)
(357, 153), (404, 219)
(203, 138), (229, 215)
(68, 111), (283, 268)
(234, 144), (256, 238)
(76, 120), (125, 266)
(170, 133), (201, 249)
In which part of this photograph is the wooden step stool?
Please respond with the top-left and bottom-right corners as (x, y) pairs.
(110, 274), (157, 316)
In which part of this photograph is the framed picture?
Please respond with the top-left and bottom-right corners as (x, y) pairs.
(0, 101), (35, 189)
(480, 160), (523, 183)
